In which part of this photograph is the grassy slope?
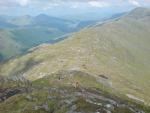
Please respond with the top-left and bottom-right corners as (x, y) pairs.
(0, 30), (22, 61)
(11, 27), (65, 47)
(0, 14), (77, 61)
(0, 14), (99, 61)
(0, 27), (66, 61)
(0, 8), (150, 105)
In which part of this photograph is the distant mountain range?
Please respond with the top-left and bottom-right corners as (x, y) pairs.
(0, 14), (101, 62)
(0, 12), (125, 62)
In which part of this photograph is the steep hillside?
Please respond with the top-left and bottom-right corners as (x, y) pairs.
(0, 7), (150, 107)
(7, 15), (33, 26)
(0, 14), (99, 61)
(0, 30), (22, 62)
(0, 28), (65, 61)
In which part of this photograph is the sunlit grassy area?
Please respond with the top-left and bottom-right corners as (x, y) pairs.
(0, 8), (150, 111)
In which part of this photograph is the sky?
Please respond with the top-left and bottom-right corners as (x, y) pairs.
(0, 0), (150, 17)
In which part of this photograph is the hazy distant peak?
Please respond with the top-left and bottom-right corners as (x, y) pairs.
(131, 7), (150, 14)
(36, 13), (49, 18)
(127, 7), (150, 19)
(35, 14), (62, 21)
(21, 15), (32, 18)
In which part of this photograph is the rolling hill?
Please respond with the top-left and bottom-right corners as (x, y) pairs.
(0, 14), (99, 62)
(0, 7), (150, 113)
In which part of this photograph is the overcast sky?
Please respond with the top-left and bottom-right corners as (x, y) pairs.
(0, 0), (150, 16)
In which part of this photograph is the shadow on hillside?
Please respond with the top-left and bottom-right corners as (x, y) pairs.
(12, 57), (43, 76)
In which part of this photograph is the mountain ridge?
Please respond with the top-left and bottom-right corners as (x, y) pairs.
(0, 7), (150, 106)
(0, 13), (100, 61)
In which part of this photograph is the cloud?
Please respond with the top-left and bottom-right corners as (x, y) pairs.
(42, 3), (59, 10)
(70, 3), (79, 9)
(0, 0), (149, 8)
(16, 0), (30, 6)
(129, 0), (141, 6)
(88, 1), (110, 8)
(0, 0), (150, 15)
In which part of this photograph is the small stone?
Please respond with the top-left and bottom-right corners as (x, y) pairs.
(34, 106), (39, 110)
(26, 95), (33, 101)
(42, 103), (49, 112)
(106, 110), (111, 113)
(105, 104), (114, 110)
(47, 96), (53, 99)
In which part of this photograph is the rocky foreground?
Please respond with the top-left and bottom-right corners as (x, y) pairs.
(0, 85), (149, 113)
(0, 70), (150, 113)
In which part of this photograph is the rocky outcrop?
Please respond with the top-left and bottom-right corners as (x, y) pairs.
(0, 88), (22, 102)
